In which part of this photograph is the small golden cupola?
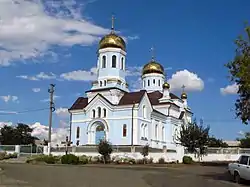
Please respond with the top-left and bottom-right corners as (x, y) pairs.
(181, 85), (188, 99)
(99, 16), (126, 51)
(162, 82), (170, 89)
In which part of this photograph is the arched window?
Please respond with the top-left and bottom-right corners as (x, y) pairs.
(158, 80), (160, 86)
(121, 57), (124, 70)
(143, 80), (145, 87)
(143, 105), (146, 118)
(76, 126), (80, 139)
(98, 107), (101, 118)
(162, 126), (165, 141)
(155, 124), (158, 140)
(104, 80), (107, 86)
(92, 110), (95, 118)
(153, 79), (155, 84)
(148, 80), (150, 86)
(100, 81), (103, 87)
(123, 124), (127, 137)
(144, 124), (147, 138)
(112, 55), (116, 68)
(102, 56), (106, 68)
(103, 108), (107, 117)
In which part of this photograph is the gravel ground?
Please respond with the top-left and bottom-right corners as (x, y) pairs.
(0, 163), (246, 187)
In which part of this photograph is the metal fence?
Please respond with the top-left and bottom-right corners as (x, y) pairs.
(184, 147), (250, 155)
(0, 145), (15, 152)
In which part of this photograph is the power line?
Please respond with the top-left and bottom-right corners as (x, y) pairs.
(0, 108), (49, 115)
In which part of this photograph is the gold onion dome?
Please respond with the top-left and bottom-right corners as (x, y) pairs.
(99, 33), (126, 51)
(142, 60), (164, 75)
(163, 82), (170, 89)
(181, 92), (187, 99)
(98, 15), (126, 51)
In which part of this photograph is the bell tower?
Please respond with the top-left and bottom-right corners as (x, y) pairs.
(91, 16), (128, 92)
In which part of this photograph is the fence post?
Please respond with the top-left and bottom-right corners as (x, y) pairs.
(15, 145), (20, 157)
(43, 146), (48, 155)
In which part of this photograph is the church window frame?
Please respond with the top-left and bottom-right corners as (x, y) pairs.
(148, 80), (150, 86)
(122, 124), (127, 137)
(100, 81), (103, 87)
(162, 126), (165, 141)
(141, 123), (144, 138)
(102, 55), (107, 68)
(153, 79), (156, 84)
(158, 79), (160, 86)
(143, 105), (146, 119)
(104, 80), (107, 86)
(76, 126), (80, 139)
(121, 57), (124, 70)
(97, 107), (101, 118)
(112, 55), (117, 68)
(103, 108), (107, 117)
(155, 124), (158, 140)
(92, 109), (96, 118)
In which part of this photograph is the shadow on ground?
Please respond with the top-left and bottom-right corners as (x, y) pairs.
(200, 172), (250, 186)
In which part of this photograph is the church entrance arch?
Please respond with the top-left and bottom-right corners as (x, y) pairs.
(95, 122), (105, 144)
(87, 119), (109, 145)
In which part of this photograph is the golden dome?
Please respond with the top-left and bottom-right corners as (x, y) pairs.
(142, 60), (164, 75)
(99, 33), (126, 51)
(181, 92), (187, 99)
(163, 82), (170, 89)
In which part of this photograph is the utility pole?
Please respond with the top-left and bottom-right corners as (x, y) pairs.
(48, 84), (55, 154)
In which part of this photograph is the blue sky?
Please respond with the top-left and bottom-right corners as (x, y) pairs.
(0, 0), (249, 140)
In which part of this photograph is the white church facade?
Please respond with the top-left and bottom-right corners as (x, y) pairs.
(68, 18), (193, 151)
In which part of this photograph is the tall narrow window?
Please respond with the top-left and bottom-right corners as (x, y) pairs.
(100, 81), (103, 87)
(153, 79), (155, 84)
(92, 109), (95, 118)
(104, 80), (107, 86)
(102, 56), (106, 68)
(162, 126), (165, 141)
(141, 124), (144, 137)
(98, 107), (101, 118)
(103, 108), (107, 117)
(158, 80), (160, 86)
(123, 124), (127, 137)
(148, 80), (150, 86)
(143, 105), (146, 118)
(143, 80), (145, 87)
(145, 124), (148, 138)
(112, 55), (116, 68)
(155, 125), (158, 140)
(76, 126), (80, 139)
(121, 57), (124, 70)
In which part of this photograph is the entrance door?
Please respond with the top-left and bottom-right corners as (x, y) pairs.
(95, 124), (105, 144)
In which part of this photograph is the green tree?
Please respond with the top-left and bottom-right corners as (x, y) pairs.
(178, 121), (210, 159)
(207, 136), (228, 147)
(237, 132), (250, 148)
(97, 140), (113, 164)
(225, 24), (250, 124)
(0, 123), (38, 145)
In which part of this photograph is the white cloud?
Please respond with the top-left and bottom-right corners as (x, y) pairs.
(0, 95), (19, 103)
(30, 122), (68, 146)
(130, 77), (142, 92)
(220, 83), (239, 95)
(55, 107), (69, 118)
(32, 88), (41, 93)
(60, 67), (97, 81)
(0, 121), (13, 128)
(40, 95), (60, 102)
(17, 72), (56, 81)
(0, 0), (109, 66)
(127, 35), (140, 40)
(168, 69), (204, 92)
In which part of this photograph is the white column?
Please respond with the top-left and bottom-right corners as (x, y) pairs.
(15, 145), (20, 157)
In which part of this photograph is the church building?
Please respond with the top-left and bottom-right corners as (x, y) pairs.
(68, 17), (193, 151)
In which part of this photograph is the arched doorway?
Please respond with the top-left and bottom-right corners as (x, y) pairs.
(95, 123), (105, 144)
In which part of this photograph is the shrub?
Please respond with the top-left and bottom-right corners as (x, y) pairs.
(44, 155), (56, 164)
(183, 156), (193, 164)
(79, 155), (89, 164)
(10, 153), (18, 158)
(141, 145), (149, 163)
(148, 157), (154, 164)
(97, 140), (113, 164)
(136, 159), (144, 164)
(0, 152), (6, 160)
(61, 154), (79, 165)
(158, 157), (165, 164)
(26, 155), (57, 164)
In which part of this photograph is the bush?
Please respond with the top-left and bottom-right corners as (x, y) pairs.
(26, 155), (57, 164)
(183, 156), (193, 164)
(97, 140), (113, 164)
(158, 157), (165, 164)
(61, 154), (79, 165)
(79, 155), (89, 164)
(43, 155), (56, 164)
(0, 152), (6, 160)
